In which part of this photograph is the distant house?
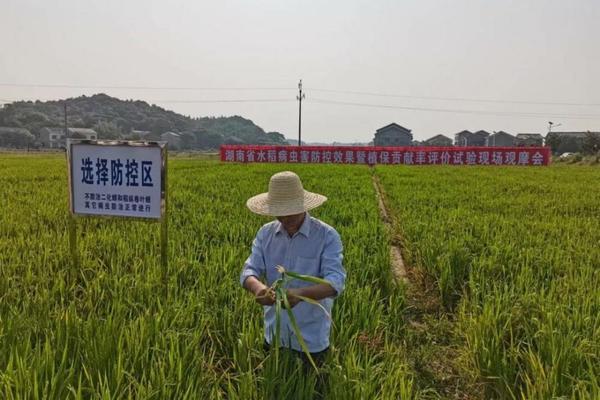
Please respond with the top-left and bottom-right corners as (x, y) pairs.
(39, 128), (64, 148)
(39, 127), (97, 148)
(69, 128), (98, 140)
(0, 127), (35, 148)
(423, 134), (453, 146)
(472, 130), (491, 146)
(515, 133), (544, 147)
(488, 131), (515, 147)
(373, 123), (413, 146)
(160, 131), (181, 149)
(454, 130), (472, 146)
(455, 130), (490, 146)
(545, 131), (600, 153)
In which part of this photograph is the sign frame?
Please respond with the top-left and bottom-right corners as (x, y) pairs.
(66, 139), (168, 221)
(65, 139), (170, 297)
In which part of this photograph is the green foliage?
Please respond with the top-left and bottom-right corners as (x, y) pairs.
(0, 94), (287, 148)
(0, 158), (416, 399)
(377, 165), (600, 399)
(0, 128), (35, 148)
(92, 120), (123, 140)
(267, 265), (332, 372)
(583, 132), (600, 155)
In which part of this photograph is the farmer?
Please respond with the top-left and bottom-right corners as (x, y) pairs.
(240, 171), (346, 366)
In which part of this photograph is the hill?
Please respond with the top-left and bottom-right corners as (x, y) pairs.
(0, 93), (287, 149)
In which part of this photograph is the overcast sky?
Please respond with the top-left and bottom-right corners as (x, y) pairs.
(1, 0), (599, 142)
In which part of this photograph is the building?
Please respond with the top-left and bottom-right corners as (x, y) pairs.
(515, 133), (544, 147)
(39, 127), (97, 148)
(455, 130), (490, 146)
(39, 128), (64, 148)
(160, 131), (182, 149)
(488, 131), (515, 147)
(373, 123), (413, 146)
(423, 134), (453, 146)
(454, 130), (472, 146)
(472, 130), (491, 146)
(69, 128), (98, 140)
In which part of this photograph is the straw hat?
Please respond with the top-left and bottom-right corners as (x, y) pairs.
(246, 171), (327, 216)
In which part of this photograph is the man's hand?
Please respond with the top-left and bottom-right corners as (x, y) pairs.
(255, 287), (276, 306)
(284, 288), (302, 309)
(285, 284), (336, 309)
(244, 276), (275, 306)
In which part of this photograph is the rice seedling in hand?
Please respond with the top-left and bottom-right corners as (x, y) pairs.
(265, 265), (332, 372)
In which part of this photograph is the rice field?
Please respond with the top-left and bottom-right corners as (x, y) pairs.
(0, 155), (412, 399)
(1, 154), (598, 399)
(377, 165), (600, 399)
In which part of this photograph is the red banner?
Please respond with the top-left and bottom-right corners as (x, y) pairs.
(220, 145), (551, 166)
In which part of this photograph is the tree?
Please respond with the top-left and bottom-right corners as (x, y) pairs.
(178, 132), (197, 149)
(545, 133), (562, 154)
(0, 129), (35, 148)
(582, 132), (600, 155)
(93, 120), (123, 139)
(197, 131), (223, 149)
(0, 94), (287, 146)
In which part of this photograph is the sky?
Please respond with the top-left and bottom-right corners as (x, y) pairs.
(1, 0), (599, 142)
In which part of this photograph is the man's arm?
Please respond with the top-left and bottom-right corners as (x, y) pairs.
(240, 227), (275, 306)
(243, 276), (275, 306)
(286, 284), (336, 307)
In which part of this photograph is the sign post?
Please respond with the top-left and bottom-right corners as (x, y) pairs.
(66, 139), (168, 295)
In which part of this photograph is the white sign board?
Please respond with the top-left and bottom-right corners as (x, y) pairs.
(67, 140), (166, 219)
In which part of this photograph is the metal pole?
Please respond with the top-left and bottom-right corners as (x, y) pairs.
(68, 216), (79, 286)
(65, 137), (79, 287)
(297, 79), (305, 146)
(64, 102), (68, 145)
(161, 149), (169, 299)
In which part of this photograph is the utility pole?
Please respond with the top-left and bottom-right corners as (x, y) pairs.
(297, 79), (305, 146)
(64, 102), (68, 148)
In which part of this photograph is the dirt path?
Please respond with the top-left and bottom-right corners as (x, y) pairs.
(372, 173), (408, 284)
(371, 171), (481, 400)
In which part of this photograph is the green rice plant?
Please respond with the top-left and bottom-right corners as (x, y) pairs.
(0, 155), (419, 399)
(262, 265), (333, 372)
(377, 164), (600, 399)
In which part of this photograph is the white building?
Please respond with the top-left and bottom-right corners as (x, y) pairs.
(39, 127), (97, 148)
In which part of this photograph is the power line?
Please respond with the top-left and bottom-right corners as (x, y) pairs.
(309, 88), (600, 108)
(0, 82), (294, 91)
(0, 98), (295, 104)
(2, 94), (599, 120)
(310, 98), (600, 120)
(2, 81), (598, 107)
(151, 98), (295, 104)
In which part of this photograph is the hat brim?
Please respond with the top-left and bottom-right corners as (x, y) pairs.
(246, 190), (327, 216)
